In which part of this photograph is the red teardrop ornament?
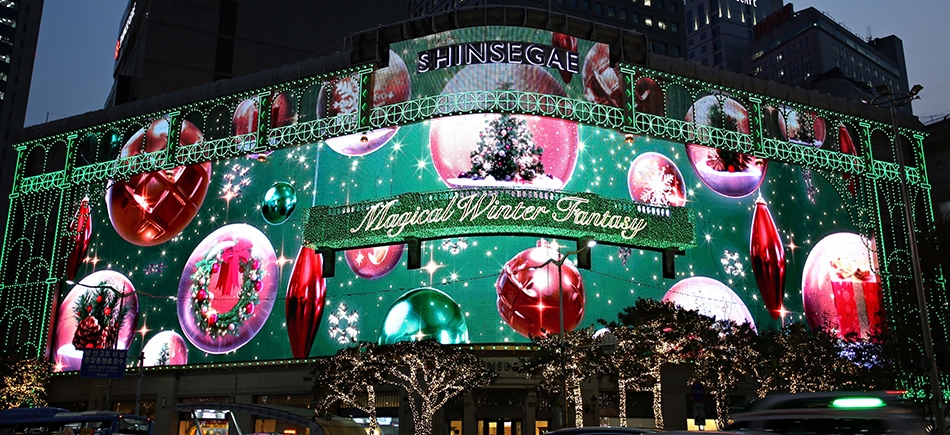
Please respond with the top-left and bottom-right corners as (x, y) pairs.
(839, 123), (859, 196)
(285, 246), (327, 358)
(66, 197), (92, 280)
(750, 196), (786, 319)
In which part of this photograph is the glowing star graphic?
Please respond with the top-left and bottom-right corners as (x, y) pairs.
(327, 302), (360, 344)
(221, 163), (252, 204)
(721, 250), (745, 276)
(143, 262), (168, 276)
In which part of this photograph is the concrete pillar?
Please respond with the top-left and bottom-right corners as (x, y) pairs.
(660, 364), (689, 430)
(523, 390), (536, 435)
(463, 392), (476, 435)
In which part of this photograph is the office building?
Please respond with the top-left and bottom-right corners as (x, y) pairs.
(108, 0), (409, 106)
(684, 0), (784, 70)
(408, 0), (687, 58)
(742, 5), (911, 113)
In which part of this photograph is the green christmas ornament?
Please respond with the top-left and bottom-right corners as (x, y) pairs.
(378, 287), (468, 345)
(261, 181), (297, 225)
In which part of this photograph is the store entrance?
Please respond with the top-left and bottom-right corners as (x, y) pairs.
(477, 419), (522, 435)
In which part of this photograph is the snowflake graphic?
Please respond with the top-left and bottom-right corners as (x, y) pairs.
(638, 160), (677, 206)
(327, 302), (360, 344)
(440, 238), (469, 255)
(221, 163), (252, 201)
(721, 250), (745, 276)
(331, 77), (360, 114)
(143, 262), (168, 276)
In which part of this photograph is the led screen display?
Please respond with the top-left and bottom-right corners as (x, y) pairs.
(51, 27), (877, 371)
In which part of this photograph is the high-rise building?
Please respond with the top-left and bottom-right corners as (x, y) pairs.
(0, 0), (43, 144)
(407, 0), (687, 58)
(109, 0), (410, 106)
(684, 0), (783, 70)
(742, 5), (911, 113)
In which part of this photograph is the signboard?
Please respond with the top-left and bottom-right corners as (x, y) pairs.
(79, 348), (127, 379)
(304, 188), (697, 251)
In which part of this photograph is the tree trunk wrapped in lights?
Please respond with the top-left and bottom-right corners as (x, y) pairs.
(519, 327), (600, 428)
(376, 340), (495, 435)
(310, 342), (383, 435)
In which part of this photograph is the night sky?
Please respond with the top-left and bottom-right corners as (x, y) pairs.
(23, 0), (950, 125)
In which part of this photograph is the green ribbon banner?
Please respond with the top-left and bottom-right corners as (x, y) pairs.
(303, 188), (697, 251)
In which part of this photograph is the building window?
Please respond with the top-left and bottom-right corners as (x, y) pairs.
(672, 46), (680, 57)
(671, 23), (677, 33)
(658, 20), (667, 30)
(669, 2), (677, 12)
(715, 52), (723, 63)
(713, 40), (721, 50)
(608, 5), (615, 16)
(689, 51), (695, 60)
(778, 69), (784, 77)
(644, 0), (651, 5)
(595, 2), (602, 12)
(645, 16), (653, 26)
(621, 9), (627, 19)
(701, 45), (708, 54)
(0, 16), (15, 28)
(656, 0), (664, 9)
(582, 0), (590, 9)
(631, 12), (639, 23)
(776, 53), (782, 62)
(0, 54), (9, 63)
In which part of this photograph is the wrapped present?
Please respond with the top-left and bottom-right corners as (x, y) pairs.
(829, 257), (884, 339)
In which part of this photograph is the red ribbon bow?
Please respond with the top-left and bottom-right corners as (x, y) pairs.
(215, 239), (253, 297)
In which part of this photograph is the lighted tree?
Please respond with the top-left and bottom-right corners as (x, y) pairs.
(591, 322), (656, 428)
(520, 327), (600, 428)
(691, 319), (760, 429)
(376, 340), (495, 435)
(755, 322), (896, 396)
(310, 342), (384, 434)
(0, 356), (50, 409)
(614, 299), (710, 429)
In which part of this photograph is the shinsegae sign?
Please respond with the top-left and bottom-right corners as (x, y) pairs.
(416, 41), (580, 74)
(304, 189), (696, 251)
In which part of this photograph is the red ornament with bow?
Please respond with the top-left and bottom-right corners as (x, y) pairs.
(66, 197), (92, 280)
(750, 195), (786, 319)
(285, 246), (327, 358)
(214, 238), (253, 297)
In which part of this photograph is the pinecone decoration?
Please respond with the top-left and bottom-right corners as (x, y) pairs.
(71, 282), (131, 349)
(73, 316), (102, 349)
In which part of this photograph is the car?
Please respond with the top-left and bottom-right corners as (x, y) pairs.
(723, 391), (930, 435)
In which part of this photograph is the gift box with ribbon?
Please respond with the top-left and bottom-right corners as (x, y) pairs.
(829, 257), (884, 339)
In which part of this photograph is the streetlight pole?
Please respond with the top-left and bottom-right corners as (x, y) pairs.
(871, 84), (946, 435)
(531, 239), (596, 429)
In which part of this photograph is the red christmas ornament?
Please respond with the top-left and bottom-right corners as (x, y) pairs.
(344, 244), (404, 280)
(750, 196), (786, 319)
(232, 98), (259, 138)
(106, 118), (211, 246)
(496, 240), (585, 338)
(839, 123), (860, 196)
(285, 246), (327, 358)
(582, 42), (622, 107)
(551, 33), (577, 84)
(207, 312), (218, 326)
(196, 289), (207, 302)
(65, 197), (92, 281)
(634, 77), (664, 116)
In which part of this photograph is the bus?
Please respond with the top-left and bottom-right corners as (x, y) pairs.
(0, 408), (152, 435)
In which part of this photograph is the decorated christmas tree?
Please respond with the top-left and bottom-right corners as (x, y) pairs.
(462, 114), (545, 182)
(72, 284), (131, 349)
(156, 343), (171, 366)
(706, 102), (753, 173)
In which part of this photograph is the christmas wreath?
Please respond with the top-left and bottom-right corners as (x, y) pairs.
(188, 239), (264, 339)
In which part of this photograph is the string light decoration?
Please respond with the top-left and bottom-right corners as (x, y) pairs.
(310, 343), (384, 435)
(520, 327), (602, 428)
(0, 357), (50, 408)
(0, 23), (942, 410)
(375, 340), (495, 435)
